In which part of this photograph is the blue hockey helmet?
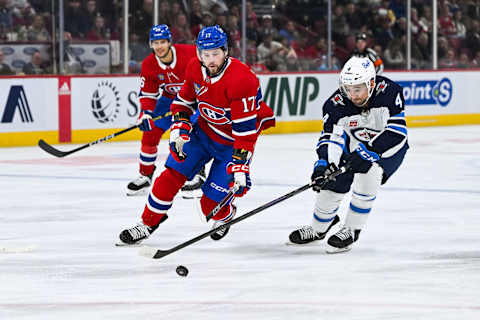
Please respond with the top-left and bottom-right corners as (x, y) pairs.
(149, 24), (171, 44)
(196, 25), (228, 51)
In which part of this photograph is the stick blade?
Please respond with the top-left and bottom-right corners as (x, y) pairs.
(138, 246), (171, 259)
(38, 139), (68, 157)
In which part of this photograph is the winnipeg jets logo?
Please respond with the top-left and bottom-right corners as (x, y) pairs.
(331, 94), (345, 106)
(198, 101), (230, 125)
(351, 128), (380, 142)
(376, 80), (388, 95)
(161, 82), (184, 95)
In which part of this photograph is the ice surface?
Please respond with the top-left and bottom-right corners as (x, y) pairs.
(1, 126), (480, 320)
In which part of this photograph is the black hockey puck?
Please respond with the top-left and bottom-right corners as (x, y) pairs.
(176, 265), (189, 277)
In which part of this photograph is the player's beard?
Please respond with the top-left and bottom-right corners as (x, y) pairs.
(207, 63), (220, 75)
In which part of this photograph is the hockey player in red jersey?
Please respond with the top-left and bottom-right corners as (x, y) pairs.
(118, 25), (275, 245)
(127, 24), (206, 196)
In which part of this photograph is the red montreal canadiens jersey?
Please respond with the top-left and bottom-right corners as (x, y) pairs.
(171, 57), (275, 152)
(138, 44), (196, 111)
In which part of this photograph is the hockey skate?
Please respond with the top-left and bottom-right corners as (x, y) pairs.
(126, 173), (153, 196)
(181, 167), (206, 199)
(326, 226), (361, 254)
(288, 215), (340, 245)
(210, 205), (236, 241)
(117, 215), (168, 246)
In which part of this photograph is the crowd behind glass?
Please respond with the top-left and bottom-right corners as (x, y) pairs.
(0, 0), (479, 75)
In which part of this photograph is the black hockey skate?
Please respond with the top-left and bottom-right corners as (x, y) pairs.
(126, 173), (153, 196)
(210, 205), (236, 241)
(117, 215), (168, 246)
(181, 167), (206, 199)
(326, 226), (361, 254)
(288, 215), (340, 245)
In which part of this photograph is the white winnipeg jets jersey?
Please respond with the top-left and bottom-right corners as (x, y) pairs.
(317, 75), (408, 164)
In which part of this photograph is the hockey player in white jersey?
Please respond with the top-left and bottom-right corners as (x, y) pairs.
(288, 56), (408, 253)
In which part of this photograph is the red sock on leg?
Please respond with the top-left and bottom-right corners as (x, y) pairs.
(142, 167), (187, 226)
(200, 195), (233, 221)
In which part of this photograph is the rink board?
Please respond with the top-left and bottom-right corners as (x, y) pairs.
(1, 70), (479, 146)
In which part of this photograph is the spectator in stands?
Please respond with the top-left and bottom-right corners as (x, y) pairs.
(132, 0), (154, 43)
(384, 38), (405, 69)
(257, 33), (285, 71)
(392, 17), (407, 39)
(419, 5), (433, 34)
(23, 14), (50, 41)
(245, 1), (258, 28)
(189, 0), (202, 27)
(452, 9), (467, 39)
(246, 48), (268, 74)
(279, 20), (299, 45)
(170, 1), (184, 25)
(439, 48), (457, 68)
(412, 32), (431, 69)
(84, 0), (99, 32)
(65, 0), (88, 39)
(465, 20), (480, 55)
(11, 1), (35, 28)
(345, 3), (362, 33)
(258, 14), (279, 43)
(191, 11), (214, 38)
(0, 0), (13, 34)
(438, 4), (456, 37)
(389, 0), (406, 19)
(87, 15), (109, 40)
(438, 36), (450, 60)
(472, 50), (480, 67)
(171, 12), (194, 44)
(23, 50), (48, 74)
(457, 52), (471, 68)
(245, 16), (259, 43)
(227, 14), (241, 57)
(0, 50), (14, 75)
(129, 32), (150, 65)
(410, 8), (428, 38)
(378, 0), (397, 27)
(373, 10), (395, 49)
(332, 5), (349, 45)
(215, 13), (227, 29)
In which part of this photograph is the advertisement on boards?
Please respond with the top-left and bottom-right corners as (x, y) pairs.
(0, 78), (58, 133)
(70, 76), (141, 130)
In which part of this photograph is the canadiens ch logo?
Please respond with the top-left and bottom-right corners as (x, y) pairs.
(198, 101), (230, 125)
(162, 82), (184, 95)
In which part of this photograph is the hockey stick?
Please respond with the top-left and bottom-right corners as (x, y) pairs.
(38, 112), (172, 158)
(140, 165), (348, 260)
(205, 184), (239, 222)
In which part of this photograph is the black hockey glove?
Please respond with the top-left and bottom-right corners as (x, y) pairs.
(311, 159), (339, 192)
(348, 142), (380, 174)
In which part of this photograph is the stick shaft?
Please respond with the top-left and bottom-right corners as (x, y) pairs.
(38, 112), (171, 157)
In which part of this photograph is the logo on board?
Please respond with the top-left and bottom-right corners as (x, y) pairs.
(1, 85), (33, 123)
(91, 81), (121, 123)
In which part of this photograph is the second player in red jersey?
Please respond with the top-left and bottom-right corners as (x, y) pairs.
(127, 24), (205, 196)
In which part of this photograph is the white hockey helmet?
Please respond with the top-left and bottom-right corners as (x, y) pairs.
(339, 56), (376, 106)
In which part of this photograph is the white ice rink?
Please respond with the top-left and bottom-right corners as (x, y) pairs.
(1, 126), (480, 320)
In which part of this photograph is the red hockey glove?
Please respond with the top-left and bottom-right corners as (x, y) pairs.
(169, 112), (192, 162)
(227, 149), (252, 197)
